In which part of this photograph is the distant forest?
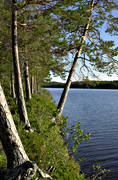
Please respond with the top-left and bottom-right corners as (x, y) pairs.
(44, 80), (118, 89)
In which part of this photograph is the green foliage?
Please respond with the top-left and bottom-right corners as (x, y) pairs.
(0, 154), (6, 169)
(0, 2), (13, 81)
(17, 2), (69, 83)
(68, 122), (91, 154)
(1, 79), (10, 97)
(92, 164), (110, 180)
(11, 89), (87, 179)
(0, 0), (118, 85)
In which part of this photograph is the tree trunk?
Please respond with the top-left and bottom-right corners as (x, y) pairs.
(24, 61), (31, 100)
(0, 84), (52, 179)
(0, 84), (29, 169)
(31, 76), (34, 94)
(57, 0), (94, 118)
(11, 73), (16, 99)
(12, 0), (31, 129)
(34, 75), (37, 94)
(36, 75), (39, 93)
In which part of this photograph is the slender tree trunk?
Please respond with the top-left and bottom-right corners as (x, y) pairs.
(12, 0), (31, 129)
(57, 0), (94, 118)
(0, 84), (29, 169)
(24, 61), (31, 100)
(31, 76), (34, 94)
(36, 75), (39, 93)
(10, 76), (12, 95)
(0, 84), (52, 179)
(34, 75), (37, 94)
(11, 73), (16, 99)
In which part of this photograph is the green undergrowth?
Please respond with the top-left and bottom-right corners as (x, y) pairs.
(1, 88), (88, 179)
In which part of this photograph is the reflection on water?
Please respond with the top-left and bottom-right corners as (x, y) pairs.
(47, 88), (118, 180)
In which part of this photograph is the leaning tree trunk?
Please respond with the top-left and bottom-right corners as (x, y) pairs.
(57, 0), (94, 119)
(24, 61), (31, 100)
(12, 0), (31, 129)
(0, 84), (29, 169)
(0, 84), (52, 179)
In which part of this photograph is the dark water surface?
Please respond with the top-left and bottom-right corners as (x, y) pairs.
(47, 88), (118, 180)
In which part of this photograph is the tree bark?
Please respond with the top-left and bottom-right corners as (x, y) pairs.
(57, 0), (94, 118)
(31, 76), (34, 94)
(0, 84), (29, 169)
(12, 0), (31, 129)
(24, 61), (31, 100)
(11, 73), (16, 99)
(34, 75), (38, 94)
(36, 75), (39, 93)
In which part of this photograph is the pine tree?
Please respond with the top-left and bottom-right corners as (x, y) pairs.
(17, 0), (68, 86)
(55, 0), (118, 118)
(11, 0), (31, 130)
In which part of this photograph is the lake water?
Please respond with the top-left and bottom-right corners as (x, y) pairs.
(47, 88), (118, 180)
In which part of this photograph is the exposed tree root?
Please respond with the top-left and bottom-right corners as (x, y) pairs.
(2, 161), (52, 180)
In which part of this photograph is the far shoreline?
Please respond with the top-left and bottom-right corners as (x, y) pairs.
(43, 80), (118, 90)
